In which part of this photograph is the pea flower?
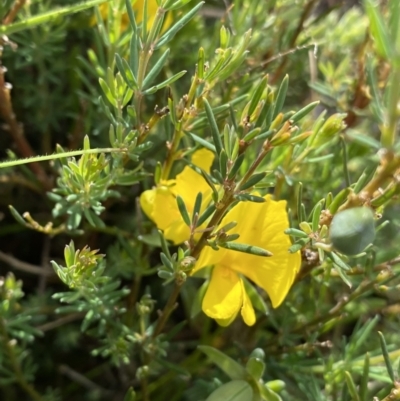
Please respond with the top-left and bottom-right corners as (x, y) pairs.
(140, 149), (301, 326)
(192, 195), (301, 326)
(140, 148), (214, 244)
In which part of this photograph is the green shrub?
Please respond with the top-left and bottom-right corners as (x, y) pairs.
(1, 1), (400, 400)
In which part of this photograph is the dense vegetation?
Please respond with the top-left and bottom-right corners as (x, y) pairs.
(1, 1), (400, 400)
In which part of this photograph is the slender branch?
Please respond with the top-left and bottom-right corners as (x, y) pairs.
(0, 250), (53, 276)
(0, 64), (50, 189)
(237, 143), (272, 189)
(2, 0), (27, 25)
(152, 283), (182, 338)
(36, 313), (85, 332)
(271, 0), (318, 84)
(59, 364), (113, 396)
(0, 147), (125, 169)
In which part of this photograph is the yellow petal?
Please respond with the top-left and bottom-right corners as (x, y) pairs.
(164, 219), (190, 245)
(140, 182), (189, 244)
(202, 265), (242, 321)
(191, 148), (215, 173)
(139, 189), (155, 220)
(172, 167), (211, 212)
(240, 279), (256, 326)
(94, 0), (172, 32)
(152, 184), (190, 244)
(139, 148), (214, 245)
(192, 242), (228, 275)
(205, 195), (301, 308)
(216, 315), (237, 327)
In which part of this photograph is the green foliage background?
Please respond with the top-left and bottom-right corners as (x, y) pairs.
(1, 0), (400, 400)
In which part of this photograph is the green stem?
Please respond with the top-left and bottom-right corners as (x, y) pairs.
(191, 194), (234, 259)
(381, 68), (400, 148)
(152, 282), (182, 337)
(0, 318), (44, 401)
(135, 6), (165, 128)
(0, 147), (125, 169)
(236, 143), (272, 190)
(161, 125), (183, 180)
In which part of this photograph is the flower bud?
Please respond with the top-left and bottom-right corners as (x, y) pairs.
(265, 380), (286, 393)
(179, 256), (196, 271)
(312, 113), (346, 147)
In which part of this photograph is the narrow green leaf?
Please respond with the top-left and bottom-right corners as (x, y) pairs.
(312, 200), (324, 232)
(198, 47), (205, 80)
(378, 331), (395, 383)
(328, 252), (351, 271)
(187, 132), (216, 152)
(197, 204), (216, 227)
(289, 237), (310, 253)
(260, 385), (283, 401)
(198, 345), (246, 380)
(360, 353), (369, 401)
(341, 137), (351, 187)
(130, 33), (139, 76)
(219, 149), (228, 179)
(290, 101), (319, 123)
(8, 205), (27, 226)
(204, 98), (223, 156)
(115, 54), (138, 90)
(123, 387), (136, 401)
(365, 0), (394, 59)
(176, 195), (191, 226)
(218, 241), (272, 257)
(143, 48), (171, 89)
(142, 0), (148, 41)
(190, 280), (208, 318)
(206, 380), (253, 401)
(306, 154), (334, 163)
(272, 75), (289, 119)
(160, 252), (174, 271)
(297, 182), (303, 221)
(284, 228), (309, 238)
(228, 153), (245, 179)
(114, 172), (142, 185)
(353, 164), (377, 194)
(246, 357), (265, 381)
(346, 129), (381, 150)
(248, 75), (268, 117)
(239, 172), (266, 191)
(328, 188), (350, 214)
(125, 0), (137, 33)
(155, 2), (205, 49)
(143, 70), (187, 94)
(371, 183), (397, 207)
(0, 0), (110, 35)
(389, 0), (400, 50)
(158, 230), (171, 258)
(345, 371), (360, 401)
(243, 127), (262, 142)
(197, 169), (219, 202)
(235, 193), (265, 203)
(99, 78), (117, 107)
(192, 192), (203, 222)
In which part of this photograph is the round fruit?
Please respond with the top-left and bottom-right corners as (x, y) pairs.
(329, 207), (375, 255)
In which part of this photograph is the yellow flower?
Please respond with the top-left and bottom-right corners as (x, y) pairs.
(140, 147), (301, 326)
(140, 148), (215, 244)
(191, 195), (301, 326)
(95, 0), (172, 32)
